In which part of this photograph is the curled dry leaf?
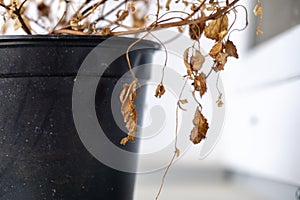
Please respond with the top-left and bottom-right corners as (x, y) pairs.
(216, 93), (224, 107)
(116, 10), (129, 21)
(189, 22), (205, 41)
(177, 26), (183, 33)
(13, 18), (21, 30)
(38, 2), (50, 17)
(190, 107), (209, 144)
(155, 84), (165, 98)
(215, 52), (228, 71)
(165, 0), (172, 10)
(126, 2), (136, 12)
(120, 80), (138, 145)
(225, 40), (238, 58)
(175, 147), (180, 157)
(178, 99), (188, 111)
(253, 3), (263, 16)
(210, 40), (238, 72)
(70, 15), (85, 31)
(132, 11), (146, 28)
(204, 15), (228, 40)
(209, 41), (223, 58)
(256, 27), (263, 35)
(194, 72), (207, 97)
(179, 99), (188, 104)
(183, 48), (205, 75)
(101, 26), (111, 35)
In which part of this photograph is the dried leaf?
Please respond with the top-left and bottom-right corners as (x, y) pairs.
(189, 22), (205, 41)
(101, 26), (111, 35)
(253, 3), (263, 16)
(190, 4), (198, 11)
(256, 26), (263, 35)
(204, 15), (228, 40)
(225, 40), (238, 58)
(177, 26), (183, 33)
(175, 148), (180, 157)
(120, 80), (138, 145)
(215, 53), (228, 71)
(155, 84), (165, 98)
(38, 2), (50, 17)
(183, 48), (205, 75)
(216, 93), (224, 107)
(216, 53), (228, 65)
(190, 107), (209, 144)
(70, 15), (83, 31)
(116, 10), (129, 21)
(179, 99), (188, 104)
(127, 2), (136, 12)
(209, 41), (223, 58)
(165, 0), (172, 10)
(178, 99), (188, 111)
(215, 63), (224, 71)
(217, 99), (224, 107)
(193, 72), (207, 97)
(13, 18), (21, 30)
(132, 10), (146, 28)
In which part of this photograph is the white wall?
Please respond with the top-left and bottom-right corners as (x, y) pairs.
(220, 24), (300, 185)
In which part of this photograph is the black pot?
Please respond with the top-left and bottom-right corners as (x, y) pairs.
(0, 35), (158, 200)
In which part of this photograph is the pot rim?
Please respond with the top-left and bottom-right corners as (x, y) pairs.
(0, 34), (160, 48)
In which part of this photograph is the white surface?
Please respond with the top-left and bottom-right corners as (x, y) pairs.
(134, 167), (297, 200)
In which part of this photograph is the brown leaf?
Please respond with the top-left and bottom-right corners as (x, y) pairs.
(38, 2), (50, 17)
(165, 0), (172, 10)
(216, 53), (228, 65)
(177, 26), (183, 33)
(126, 2), (136, 12)
(13, 18), (21, 30)
(204, 15), (228, 40)
(184, 48), (205, 75)
(256, 27), (263, 35)
(178, 99), (188, 111)
(225, 40), (238, 58)
(253, 3), (263, 16)
(190, 107), (209, 144)
(214, 53), (228, 71)
(101, 26), (111, 35)
(120, 80), (138, 145)
(179, 99), (188, 104)
(175, 148), (180, 157)
(193, 72), (207, 97)
(216, 93), (224, 107)
(116, 10), (129, 21)
(155, 84), (165, 98)
(132, 7), (146, 28)
(189, 22), (205, 41)
(209, 41), (223, 58)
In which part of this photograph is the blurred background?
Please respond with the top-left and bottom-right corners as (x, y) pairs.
(134, 0), (300, 199)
